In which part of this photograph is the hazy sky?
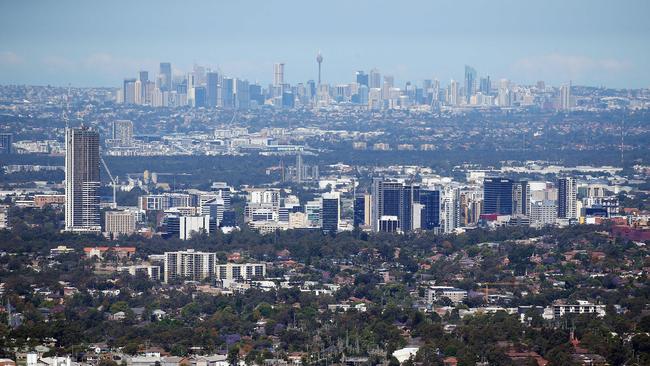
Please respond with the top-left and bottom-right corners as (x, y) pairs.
(1, 0), (649, 88)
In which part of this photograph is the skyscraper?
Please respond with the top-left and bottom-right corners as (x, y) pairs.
(464, 65), (477, 103)
(65, 127), (101, 232)
(206, 71), (219, 108)
(356, 70), (368, 87)
(479, 76), (491, 95)
(273, 63), (285, 86)
(559, 84), (571, 111)
(448, 80), (459, 106)
(419, 189), (440, 230)
(371, 178), (419, 232)
(159, 62), (172, 92)
(353, 195), (365, 227)
(369, 68), (381, 89)
(123, 78), (136, 104)
(321, 192), (340, 234)
(558, 177), (577, 219)
(483, 177), (514, 215)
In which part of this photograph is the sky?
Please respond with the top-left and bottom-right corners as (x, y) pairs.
(0, 0), (649, 88)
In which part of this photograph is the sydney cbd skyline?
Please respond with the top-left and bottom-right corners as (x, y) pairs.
(1, 0), (650, 88)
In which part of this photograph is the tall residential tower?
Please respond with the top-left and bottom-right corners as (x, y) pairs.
(65, 127), (101, 232)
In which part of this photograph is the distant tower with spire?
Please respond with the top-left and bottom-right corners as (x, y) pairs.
(316, 51), (323, 85)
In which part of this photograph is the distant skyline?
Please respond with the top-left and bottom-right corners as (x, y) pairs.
(1, 0), (649, 88)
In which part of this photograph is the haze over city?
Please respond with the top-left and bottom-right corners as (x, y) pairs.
(1, 0), (649, 88)
(0, 1), (650, 366)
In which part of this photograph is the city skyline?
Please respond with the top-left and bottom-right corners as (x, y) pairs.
(1, 0), (649, 88)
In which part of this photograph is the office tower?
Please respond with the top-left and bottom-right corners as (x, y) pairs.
(0, 133), (13, 154)
(316, 51), (323, 85)
(321, 193), (340, 234)
(497, 79), (511, 107)
(221, 77), (234, 109)
(464, 65), (477, 103)
(159, 62), (172, 91)
(401, 183), (420, 232)
(513, 181), (529, 215)
(138, 70), (148, 83)
(206, 72), (219, 107)
(164, 249), (215, 283)
(249, 83), (264, 106)
(356, 70), (368, 87)
(371, 178), (419, 232)
(419, 189), (440, 230)
(448, 80), (459, 106)
(358, 85), (369, 106)
(123, 78), (136, 104)
(274, 63), (285, 86)
(479, 76), (491, 95)
(194, 86), (206, 108)
(483, 177), (514, 215)
(558, 177), (577, 219)
(234, 78), (250, 109)
(137, 71), (148, 103)
(112, 120), (133, 146)
(559, 84), (571, 111)
(354, 195), (365, 227)
(369, 68), (381, 89)
(65, 127), (101, 232)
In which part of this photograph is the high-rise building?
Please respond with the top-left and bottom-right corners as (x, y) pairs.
(448, 80), (459, 106)
(220, 77), (234, 109)
(369, 68), (381, 89)
(65, 127), (101, 232)
(497, 79), (511, 107)
(558, 177), (577, 219)
(353, 195), (365, 227)
(356, 70), (368, 87)
(137, 71), (148, 103)
(112, 120), (133, 146)
(559, 84), (571, 111)
(234, 78), (250, 110)
(206, 71), (219, 107)
(371, 178), (419, 232)
(273, 63), (285, 87)
(513, 181), (529, 216)
(483, 177), (514, 215)
(321, 192), (340, 234)
(0, 133), (13, 154)
(479, 76), (491, 95)
(123, 78), (136, 104)
(159, 62), (172, 91)
(442, 187), (461, 233)
(164, 249), (216, 283)
(419, 189), (440, 230)
(464, 65), (477, 103)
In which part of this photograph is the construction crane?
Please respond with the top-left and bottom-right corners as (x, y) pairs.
(478, 282), (523, 303)
(101, 157), (118, 209)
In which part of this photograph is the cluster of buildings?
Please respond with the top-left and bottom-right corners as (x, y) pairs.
(118, 59), (583, 111)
